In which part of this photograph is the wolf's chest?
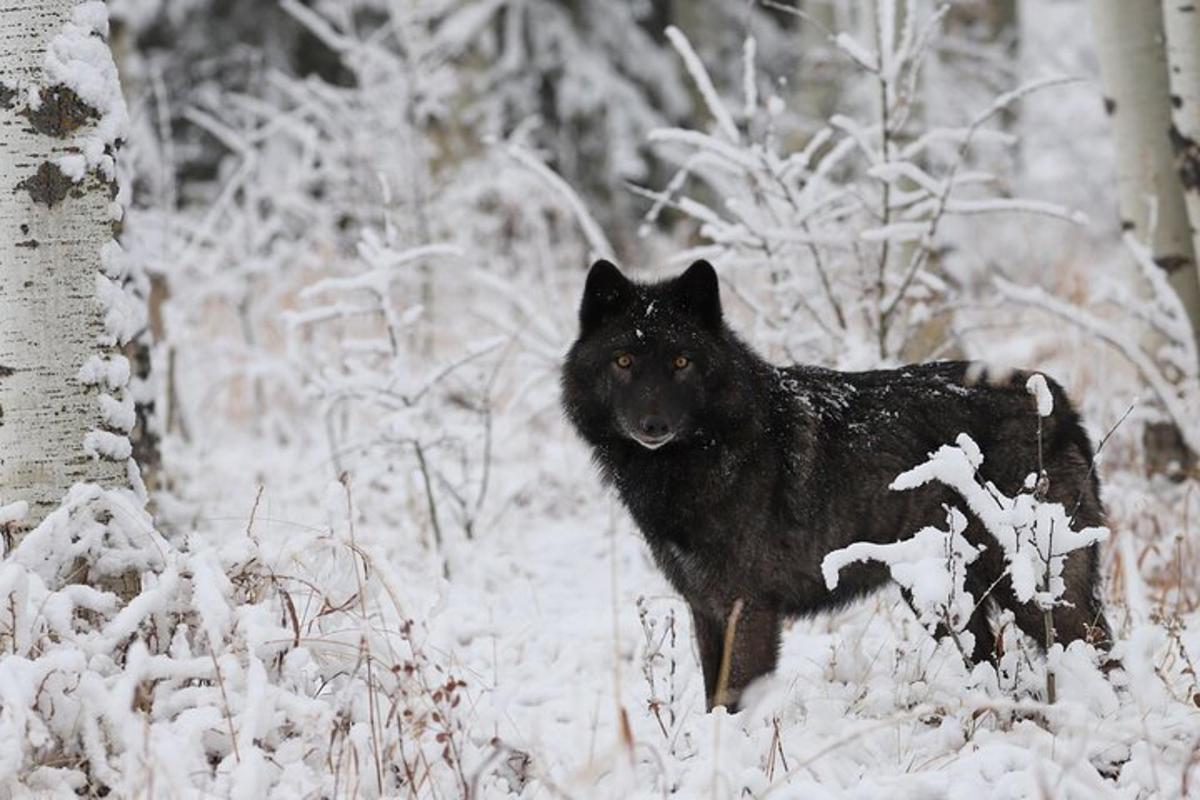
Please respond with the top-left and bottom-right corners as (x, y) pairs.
(655, 539), (712, 591)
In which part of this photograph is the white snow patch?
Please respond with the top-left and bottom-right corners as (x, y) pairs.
(43, 2), (129, 180)
(56, 153), (88, 181)
(1026, 373), (1054, 417)
(97, 392), (136, 433)
(77, 355), (130, 390)
(0, 501), (29, 526)
(83, 430), (132, 461)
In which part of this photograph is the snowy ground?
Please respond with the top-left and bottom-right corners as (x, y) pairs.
(4, 2), (1198, 797)
(4, 273), (1198, 798)
(145, 393), (1200, 799)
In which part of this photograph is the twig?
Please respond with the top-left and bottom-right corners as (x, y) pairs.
(339, 475), (385, 796)
(875, 0), (895, 359)
(1043, 518), (1057, 705)
(881, 77), (1081, 338)
(714, 599), (746, 709)
(411, 441), (449, 580)
(1068, 402), (1135, 525)
(210, 652), (240, 764)
(245, 485), (264, 540)
(466, 335), (517, 540)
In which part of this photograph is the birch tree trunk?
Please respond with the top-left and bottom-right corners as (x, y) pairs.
(1090, 1), (1200, 352)
(0, 1), (137, 530)
(1164, 0), (1200, 266)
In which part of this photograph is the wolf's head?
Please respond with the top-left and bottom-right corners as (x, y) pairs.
(562, 259), (755, 452)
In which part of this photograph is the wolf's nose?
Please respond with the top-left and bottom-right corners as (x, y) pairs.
(639, 416), (671, 438)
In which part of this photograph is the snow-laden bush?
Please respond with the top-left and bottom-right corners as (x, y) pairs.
(121, 0), (603, 550)
(823, 418), (1109, 701)
(997, 234), (1200, 457)
(286, 236), (512, 574)
(0, 480), (491, 798)
(643, 3), (1084, 367)
(823, 504), (982, 657)
(889, 433), (1107, 613)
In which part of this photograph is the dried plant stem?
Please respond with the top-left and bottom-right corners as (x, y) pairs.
(875, 11), (894, 359)
(1043, 605), (1057, 705)
(1035, 403), (1057, 705)
(245, 484), (264, 540)
(765, 716), (790, 781)
(714, 599), (745, 710)
(412, 441), (449, 579)
(210, 651), (240, 764)
(340, 475), (385, 796)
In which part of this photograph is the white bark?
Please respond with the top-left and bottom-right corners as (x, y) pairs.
(0, 0), (130, 528)
(1090, 1), (1200, 351)
(1163, 0), (1200, 270)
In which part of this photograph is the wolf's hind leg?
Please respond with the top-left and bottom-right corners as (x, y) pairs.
(997, 545), (1110, 652)
(899, 586), (994, 666)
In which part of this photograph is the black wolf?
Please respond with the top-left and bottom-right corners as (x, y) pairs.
(561, 259), (1110, 711)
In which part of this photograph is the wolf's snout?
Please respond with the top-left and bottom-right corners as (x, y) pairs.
(639, 416), (671, 438)
(629, 415), (674, 449)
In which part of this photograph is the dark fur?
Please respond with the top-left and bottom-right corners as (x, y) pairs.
(562, 260), (1110, 711)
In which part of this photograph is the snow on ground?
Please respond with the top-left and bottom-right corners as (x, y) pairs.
(144, 401), (1200, 798)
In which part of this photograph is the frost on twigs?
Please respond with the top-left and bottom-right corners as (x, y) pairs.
(0, 480), (479, 796)
(644, 12), (1082, 365)
(288, 229), (507, 568)
(824, 433), (1108, 668)
(997, 234), (1200, 457)
(890, 434), (1107, 610)
(823, 505), (980, 658)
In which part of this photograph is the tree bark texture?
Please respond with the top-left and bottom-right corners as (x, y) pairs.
(0, 0), (129, 527)
(1163, 0), (1200, 271)
(1090, 0), (1200, 351)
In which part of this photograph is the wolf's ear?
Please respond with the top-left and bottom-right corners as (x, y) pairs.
(580, 259), (631, 334)
(675, 260), (722, 329)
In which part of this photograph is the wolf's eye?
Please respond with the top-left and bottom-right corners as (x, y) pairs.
(614, 353), (633, 369)
(673, 355), (691, 370)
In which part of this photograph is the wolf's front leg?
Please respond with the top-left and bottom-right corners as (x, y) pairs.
(690, 601), (781, 712)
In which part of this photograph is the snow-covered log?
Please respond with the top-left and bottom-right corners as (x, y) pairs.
(1090, 0), (1200, 351)
(0, 1), (141, 528)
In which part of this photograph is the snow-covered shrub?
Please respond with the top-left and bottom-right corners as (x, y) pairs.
(997, 234), (1200, 459)
(286, 235), (511, 571)
(0, 479), (490, 798)
(823, 505), (982, 659)
(120, 0), (601, 475)
(824, 421), (1108, 699)
(643, 3), (1083, 367)
(891, 431), (1108, 613)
